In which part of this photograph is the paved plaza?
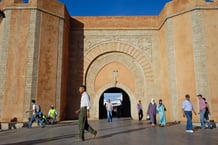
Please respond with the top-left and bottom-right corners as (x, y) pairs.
(0, 118), (217, 145)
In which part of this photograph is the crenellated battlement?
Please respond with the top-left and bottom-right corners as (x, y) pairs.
(0, 0), (30, 4)
(0, 0), (66, 19)
(12, 0), (28, 4)
(205, 0), (218, 2)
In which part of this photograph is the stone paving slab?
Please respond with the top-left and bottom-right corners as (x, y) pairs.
(0, 118), (217, 145)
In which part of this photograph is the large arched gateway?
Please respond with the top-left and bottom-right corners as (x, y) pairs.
(85, 42), (153, 120)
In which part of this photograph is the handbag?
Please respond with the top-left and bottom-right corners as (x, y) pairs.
(163, 104), (167, 111)
(146, 114), (150, 120)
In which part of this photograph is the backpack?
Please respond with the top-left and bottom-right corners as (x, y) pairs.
(209, 120), (217, 129)
(35, 104), (41, 113)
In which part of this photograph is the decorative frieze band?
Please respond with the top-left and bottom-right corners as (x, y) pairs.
(82, 30), (153, 61)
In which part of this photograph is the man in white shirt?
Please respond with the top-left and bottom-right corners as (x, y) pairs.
(182, 94), (197, 133)
(26, 99), (44, 128)
(75, 85), (97, 141)
(106, 99), (113, 122)
(26, 100), (36, 128)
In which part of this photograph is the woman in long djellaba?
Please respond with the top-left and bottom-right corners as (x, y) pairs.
(147, 98), (157, 127)
(156, 99), (166, 127)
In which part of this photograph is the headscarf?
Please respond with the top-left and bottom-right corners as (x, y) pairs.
(151, 98), (155, 105)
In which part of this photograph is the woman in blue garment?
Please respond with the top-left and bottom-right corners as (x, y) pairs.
(157, 99), (166, 127)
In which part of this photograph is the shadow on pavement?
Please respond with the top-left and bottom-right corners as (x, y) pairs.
(1, 134), (76, 145)
(96, 126), (148, 139)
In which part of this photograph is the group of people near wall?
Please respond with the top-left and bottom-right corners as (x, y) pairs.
(26, 100), (57, 128)
(73, 84), (214, 142)
(182, 94), (212, 133)
(137, 98), (167, 127)
(25, 84), (213, 141)
(137, 94), (212, 133)
(73, 85), (169, 142)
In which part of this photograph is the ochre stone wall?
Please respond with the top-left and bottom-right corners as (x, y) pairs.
(74, 16), (158, 29)
(159, 23), (171, 121)
(59, 8), (71, 120)
(171, 12), (198, 122)
(1, 9), (31, 121)
(202, 10), (218, 120)
(37, 12), (59, 115)
(0, 0), (69, 122)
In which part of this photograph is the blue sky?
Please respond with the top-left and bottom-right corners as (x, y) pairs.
(58, 0), (172, 16)
(104, 93), (123, 106)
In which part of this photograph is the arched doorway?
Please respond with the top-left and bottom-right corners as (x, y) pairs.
(99, 87), (131, 119)
(84, 42), (153, 120)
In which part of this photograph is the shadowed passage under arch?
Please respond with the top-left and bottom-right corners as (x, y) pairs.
(99, 87), (131, 119)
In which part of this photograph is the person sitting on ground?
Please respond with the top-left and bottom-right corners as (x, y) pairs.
(48, 105), (57, 125)
(38, 112), (49, 125)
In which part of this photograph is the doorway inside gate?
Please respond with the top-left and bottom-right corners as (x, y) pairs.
(99, 87), (131, 119)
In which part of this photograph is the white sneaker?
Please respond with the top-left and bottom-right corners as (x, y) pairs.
(186, 130), (194, 133)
